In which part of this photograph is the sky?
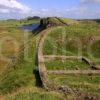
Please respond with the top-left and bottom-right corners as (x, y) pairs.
(0, 0), (100, 19)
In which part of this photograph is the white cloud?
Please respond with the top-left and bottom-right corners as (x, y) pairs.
(0, 0), (32, 19)
(0, 9), (10, 13)
(30, 8), (63, 17)
(0, 0), (100, 19)
(0, 0), (31, 14)
(65, 5), (100, 19)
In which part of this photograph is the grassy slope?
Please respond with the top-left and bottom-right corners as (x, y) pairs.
(0, 25), (25, 74)
(49, 74), (100, 96)
(43, 19), (100, 96)
(44, 21), (100, 63)
(0, 18), (100, 99)
(47, 17), (79, 25)
(58, 17), (79, 25)
(0, 18), (66, 99)
(0, 19), (36, 94)
(0, 18), (40, 73)
(0, 19), (39, 27)
(45, 59), (90, 70)
(0, 33), (65, 99)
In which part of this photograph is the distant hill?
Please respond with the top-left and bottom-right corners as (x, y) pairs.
(27, 16), (40, 20)
(39, 17), (79, 28)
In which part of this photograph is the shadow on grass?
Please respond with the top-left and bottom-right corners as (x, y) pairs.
(32, 24), (46, 88)
(94, 19), (100, 23)
(33, 51), (42, 87)
(32, 25), (46, 35)
(33, 69), (42, 87)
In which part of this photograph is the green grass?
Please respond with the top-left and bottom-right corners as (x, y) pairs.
(91, 40), (100, 58)
(48, 17), (63, 25)
(0, 18), (100, 99)
(44, 22), (100, 64)
(0, 21), (64, 98)
(59, 17), (79, 25)
(6, 92), (65, 100)
(0, 18), (40, 73)
(0, 19), (40, 27)
(0, 28), (66, 99)
(47, 17), (79, 25)
(0, 36), (36, 94)
(49, 74), (100, 96)
(0, 19), (40, 95)
(0, 27), (25, 73)
(45, 59), (90, 70)
(43, 19), (100, 97)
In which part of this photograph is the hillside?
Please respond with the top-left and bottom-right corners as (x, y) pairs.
(0, 17), (100, 99)
(39, 17), (79, 28)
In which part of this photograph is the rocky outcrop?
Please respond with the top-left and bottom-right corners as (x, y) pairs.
(39, 17), (68, 29)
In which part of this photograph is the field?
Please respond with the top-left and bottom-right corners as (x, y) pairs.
(49, 74), (100, 96)
(0, 17), (100, 99)
(45, 59), (91, 70)
(0, 18), (66, 100)
(44, 22), (100, 64)
(42, 19), (100, 97)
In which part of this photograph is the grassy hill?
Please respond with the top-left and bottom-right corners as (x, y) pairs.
(43, 19), (100, 97)
(0, 18), (66, 100)
(0, 17), (100, 99)
(0, 18), (40, 27)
